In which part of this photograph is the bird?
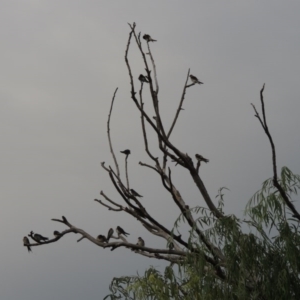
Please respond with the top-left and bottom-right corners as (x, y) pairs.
(195, 154), (209, 163)
(107, 228), (114, 242)
(189, 75), (203, 85)
(130, 189), (143, 198)
(116, 226), (130, 237)
(33, 233), (49, 243)
(53, 231), (61, 237)
(97, 235), (107, 243)
(143, 34), (157, 42)
(136, 237), (145, 247)
(138, 74), (149, 83)
(23, 236), (32, 253)
(120, 149), (131, 155)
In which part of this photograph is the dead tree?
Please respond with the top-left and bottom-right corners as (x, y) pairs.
(23, 23), (300, 290)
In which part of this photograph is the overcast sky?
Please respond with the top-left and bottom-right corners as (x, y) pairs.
(1, 1), (300, 299)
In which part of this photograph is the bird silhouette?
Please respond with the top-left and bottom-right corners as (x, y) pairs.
(138, 74), (149, 83)
(107, 228), (114, 242)
(195, 154), (209, 163)
(143, 34), (157, 42)
(31, 232), (49, 243)
(136, 237), (145, 247)
(130, 189), (143, 198)
(97, 235), (107, 243)
(116, 226), (130, 237)
(189, 75), (203, 85)
(120, 149), (131, 155)
(23, 236), (32, 252)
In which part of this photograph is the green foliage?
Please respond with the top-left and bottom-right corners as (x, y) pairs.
(105, 167), (300, 300)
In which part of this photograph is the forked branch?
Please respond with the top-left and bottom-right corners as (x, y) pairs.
(251, 84), (300, 220)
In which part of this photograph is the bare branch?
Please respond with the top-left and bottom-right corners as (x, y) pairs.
(139, 161), (160, 174)
(139, 83), (159, 163)
(100, 190), (124, 208)
(107, 88), (120, 177)
(146, 42), (159, 94)
(166, 69), (190, 141)
(124, 155), (130, 190)
(251, 85), (300, 220)
(94, 199), (122, 212)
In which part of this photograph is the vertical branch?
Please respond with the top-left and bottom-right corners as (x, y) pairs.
(125, 155), (130, 190)
(251, 84), (300, 220)
(125, 24), (137, 103)
(259, 84), (278, 181)
(163, 69), (190, 169)
(139, 84), (159, 163)
(131, 28), (167, 140)
(167, 69), (190, 140)
(107, 88), (120, 177)
(146, 43), (159, 94)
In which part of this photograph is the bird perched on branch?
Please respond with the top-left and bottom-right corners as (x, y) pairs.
(97, 235), (107, 243)
(136, 237), (145, 247)
(189, 75), (203, 85)
(107, 228), (114, 242)
(195, 154), (209, 163)
(130, 189), (143, 198)
(138, 74), (149, 83)
(23, 236), (32, 252)
(120, 149), (131, 155)
(31, 232), (49, 243)
(116, 226), (130, 237)
(53, 231), (61, 237)
(143, 34), (157, 42)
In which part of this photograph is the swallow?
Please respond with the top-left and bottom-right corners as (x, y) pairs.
(97, 235), (107, 243)
(120, 149), (131, 155)
(143, 34), (157, 42)
(23, 236), (32, 252)
(138, 74), (149, 83)
(33, 233), (49, 243)
(136, 237), (145, 247)
(116, 226), (130, 237)
(130, 189), (143, 198)
(107, 228), (114, 242)
(53, 231), (61, 237)
(189, 75), (203, 85)
(195, 154), (209, 163)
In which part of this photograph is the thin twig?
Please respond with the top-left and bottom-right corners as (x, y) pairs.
(107, 88), (120, 177)
(94, 199), (122, 211)
(125, 155), (130, 190)
(146, 42), (159, 94)
(167, 69), (190, 140)
(139, 83), (159, 162)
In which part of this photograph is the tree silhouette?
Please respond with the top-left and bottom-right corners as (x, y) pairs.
(23, 23), (300, 299)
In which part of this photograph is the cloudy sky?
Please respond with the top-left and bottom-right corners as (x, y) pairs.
(1, 1), (300, 299)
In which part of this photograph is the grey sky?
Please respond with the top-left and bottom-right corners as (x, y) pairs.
(1, 1), (300, 299)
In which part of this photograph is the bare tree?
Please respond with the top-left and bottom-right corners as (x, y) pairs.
(23, 24), (300, 299)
